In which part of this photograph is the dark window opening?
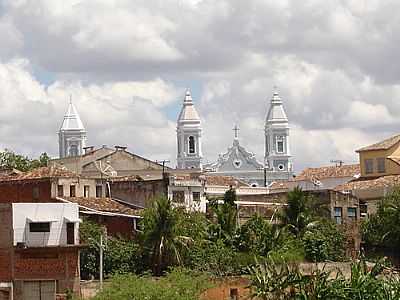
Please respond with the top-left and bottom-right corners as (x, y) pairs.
(32, 186), (40, 200)
(70, 185), (76, 197)
(230, 288), (239, 300)
(172, 191), (185, 203)
(188, 136), (195, 154)
(57, 185), (64, 197)
(377, 158), (386, 173)
(66, 223), (75, 245)
(30, 222), (50, 233)
(69, 144), (79, 157)
(334, 207), (342, 225)
(96, 185), (103, 198)
(192, 192), (200, 202)
(348, 207), (357, 222)
(365, 159), (373, 174)
(84, 185), (90, 198)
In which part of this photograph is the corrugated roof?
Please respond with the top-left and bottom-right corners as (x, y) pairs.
(335, 175), (400, 191)
(295, 164), (360, 181)
(63, 197), (140, 216)
(0, 166), (78, 182)
(356, 134), (400, 152)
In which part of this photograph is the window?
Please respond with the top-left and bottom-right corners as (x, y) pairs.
(69, 144), (79, 157)
(276, 136), (284, 153)
(188, 136), (196, 154)
(84, 185), (90, 198)
(334, 207), (342, 225)
(32, 186), (40, 200)
(66, 223), (75, 245)
(192, 192), (200, 202)
(57, 185), (64, 197)
(96, 185), (103, 198)
(377, 158), (386, 173)
(105, 185), (110, 198)
(172, 191), (185, 203)
(347, 207), (357, 222)
(365, 159), (373, 174)
(70, 185), (76, 197)
(30, 222), (50, 233)
(230, 288), (239, 300)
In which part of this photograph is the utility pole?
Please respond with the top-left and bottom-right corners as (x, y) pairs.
(156, 159), (170, 178)
(99, 232), (103, 290)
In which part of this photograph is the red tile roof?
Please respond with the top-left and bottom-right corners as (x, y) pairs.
(335, 175), (400, 191)
(356, 134), (400, 152)
(295, 164), (360, 181)
(204, 175), (249, 187)
(0, 166), (78, 181)
(62, 197), (140, 216)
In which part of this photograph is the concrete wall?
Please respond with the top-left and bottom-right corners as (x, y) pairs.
(12, 203), (79, 247)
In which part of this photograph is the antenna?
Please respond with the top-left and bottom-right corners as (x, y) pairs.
(330, 160), (344, 167)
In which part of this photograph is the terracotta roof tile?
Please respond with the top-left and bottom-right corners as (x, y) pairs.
(63, 197), (140, 216)
(204, 175), (249, 187)
(335, 175), (400, 191)
(295, 164), (360, 181)
(356, 134), (400, 152)
(0, 166), (78, 181)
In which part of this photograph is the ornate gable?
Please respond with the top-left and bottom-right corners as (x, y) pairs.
(205, 139), (263, 172)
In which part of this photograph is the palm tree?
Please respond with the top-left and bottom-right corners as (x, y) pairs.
(142, 196), (190, 275)
(280, 186), (313, 236)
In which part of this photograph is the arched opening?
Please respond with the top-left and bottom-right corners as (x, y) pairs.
(188, 136), (196, 154)
(69, 144), (79, 157)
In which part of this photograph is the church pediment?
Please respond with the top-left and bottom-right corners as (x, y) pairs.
(205, 140), (263, 172)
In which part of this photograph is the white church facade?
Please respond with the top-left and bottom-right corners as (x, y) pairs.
(176, 89), (294, 187)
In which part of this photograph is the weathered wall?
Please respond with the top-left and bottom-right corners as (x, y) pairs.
(110, 179), (167, 208)
(0, 204), (12, 282)
(201, 277), (251, 300)
(0, 181), (52, 203)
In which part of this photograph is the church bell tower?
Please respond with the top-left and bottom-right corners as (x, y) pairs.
(58, 98), (87, 158)
(176, 89), (203, 169)
(265, 90), (293, 173)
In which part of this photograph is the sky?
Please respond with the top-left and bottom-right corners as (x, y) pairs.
(0, 0), (399, 172)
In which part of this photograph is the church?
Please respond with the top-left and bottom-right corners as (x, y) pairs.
(54, 88), (294, 187)
(176, 89), (294, 186)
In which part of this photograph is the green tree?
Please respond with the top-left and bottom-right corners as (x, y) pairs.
(142, 196), (191, 275)
(0, 149), (50, 171)
(280, 187), (313, 236)
(362, 188), (400, 251)
(208, 188), (238, 243)
(302, 219), (345, 262)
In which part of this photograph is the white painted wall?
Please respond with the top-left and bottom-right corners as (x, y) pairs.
(12, 203), (80, 247)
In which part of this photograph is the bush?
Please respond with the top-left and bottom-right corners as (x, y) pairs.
(302, 220), (345, 262)
(92, 268), (212, 300)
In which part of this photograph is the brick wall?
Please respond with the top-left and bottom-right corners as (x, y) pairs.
(0, 180), (52, 203)
(0, 203), (12, 281)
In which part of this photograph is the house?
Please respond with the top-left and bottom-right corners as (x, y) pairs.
(0, 166), (141, 238)
(266, 164), (360, 193)
(0, 202), (81, 300)
(356, 134), (400, 178)
(334, 134), (400, 215)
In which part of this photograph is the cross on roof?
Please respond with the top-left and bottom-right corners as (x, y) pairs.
(233, 124), (240, 139)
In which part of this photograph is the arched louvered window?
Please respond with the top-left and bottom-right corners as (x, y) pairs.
(188, 136), (196, 154)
